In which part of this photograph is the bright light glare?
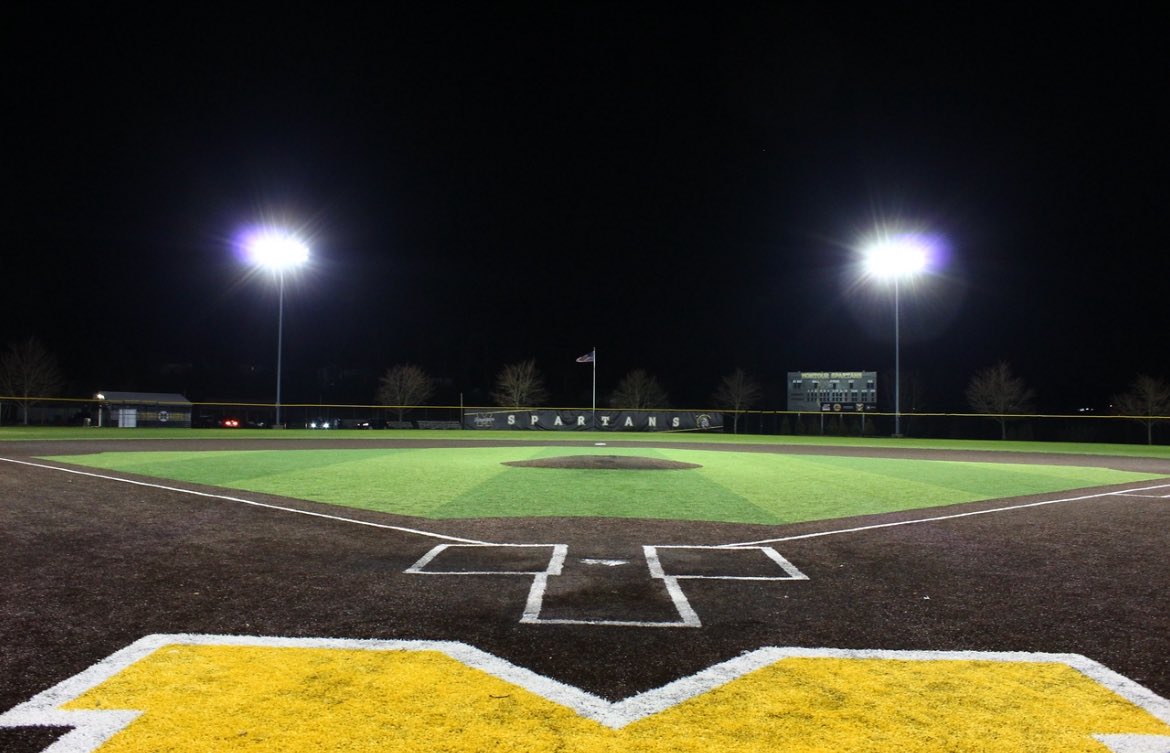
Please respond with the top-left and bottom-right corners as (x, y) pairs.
(246, 232), (310, 270)
(862, 235), (930, 279)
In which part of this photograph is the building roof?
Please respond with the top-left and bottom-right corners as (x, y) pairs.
(96, 391), (192, 406)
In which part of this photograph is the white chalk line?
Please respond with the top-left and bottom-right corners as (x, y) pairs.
(407, 543), (697, 628)
(406, 544), (808, 628)
(8, 455), (1166, 633)
(1, 633), (1167, 753)
(405, 543), (567, 577)
(0, 456), (493, 546)
(10, 455), (1165, 553)
(6, 456), (799, 629)
(719, 482), (1170, 549)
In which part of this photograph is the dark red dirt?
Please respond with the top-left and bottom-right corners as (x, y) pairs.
(2, 438), (1169, 752)
(502, 454), (702, 470)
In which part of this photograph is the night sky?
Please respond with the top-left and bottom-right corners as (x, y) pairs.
(6, 5), (1169, 411)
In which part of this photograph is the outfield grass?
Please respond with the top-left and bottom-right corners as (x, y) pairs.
(45, 446), (1164, 525)
(3, 425), (1169, 459)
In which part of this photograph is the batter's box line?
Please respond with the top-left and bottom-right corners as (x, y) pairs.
(648, 545), (810, 582)
(405, 544), (809, 629)
(405, 543), (567, 576)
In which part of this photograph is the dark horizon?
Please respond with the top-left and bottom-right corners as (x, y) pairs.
(6, 5), (1168, 414)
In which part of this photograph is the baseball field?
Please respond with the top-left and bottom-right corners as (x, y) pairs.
(2, 429), (1169, 752)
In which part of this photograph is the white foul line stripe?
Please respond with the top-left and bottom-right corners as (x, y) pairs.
(1, 633), (1167, 753)
(719, 482), (1170, 548)
(0, 456), (493, 546)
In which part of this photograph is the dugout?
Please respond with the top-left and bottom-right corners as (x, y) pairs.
(95, 391), (193, 428)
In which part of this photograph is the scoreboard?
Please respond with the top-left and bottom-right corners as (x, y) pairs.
(787, 371), (877, 412)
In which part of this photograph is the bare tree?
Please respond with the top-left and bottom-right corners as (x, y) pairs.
(610, 368), (669, 409)
(713, 368), (762, 434)
(491, 359), (548, 407)
(0, 337), (66, 425)
(1112, 374), (1170, 445)
(376, 364), (435, 421)
(965, 361), (1035, 439)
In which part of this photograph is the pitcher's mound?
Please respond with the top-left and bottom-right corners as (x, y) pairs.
(502, 455), (701, 471)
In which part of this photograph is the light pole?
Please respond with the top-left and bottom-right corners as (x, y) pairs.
(862, 234), (928, 437)
(246, 231), (309, 428)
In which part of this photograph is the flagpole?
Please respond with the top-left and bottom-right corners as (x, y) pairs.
(592, 346), (597, 430)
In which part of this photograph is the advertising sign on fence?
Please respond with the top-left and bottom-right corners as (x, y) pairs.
(463, 409), (723, 432)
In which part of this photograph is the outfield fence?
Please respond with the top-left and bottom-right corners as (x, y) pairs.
(2, 395), (1168, 445)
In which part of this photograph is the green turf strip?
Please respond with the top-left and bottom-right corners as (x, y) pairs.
(6, 426), (1170, 459)
(43, 447), (1163, 525)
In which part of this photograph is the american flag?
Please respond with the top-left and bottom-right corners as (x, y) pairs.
(576, 350), (595, 363)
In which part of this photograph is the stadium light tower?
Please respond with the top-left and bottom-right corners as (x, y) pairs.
(245, 231), (309, 428)
(862, 233), (929, 438)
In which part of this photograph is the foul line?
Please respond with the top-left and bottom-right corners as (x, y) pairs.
(0, 456), (493, 546)
(1112, 491), (1170, 499)
(720, 482), (1170, 548)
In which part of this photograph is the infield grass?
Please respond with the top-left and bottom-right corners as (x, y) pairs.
(45, 446), (1164, 525)
(4, 426), (1170, 459)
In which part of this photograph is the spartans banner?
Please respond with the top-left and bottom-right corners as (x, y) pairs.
(463, 410), (723, 432)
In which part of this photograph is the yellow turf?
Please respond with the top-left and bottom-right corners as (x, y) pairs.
(64, 644), (1170, 752)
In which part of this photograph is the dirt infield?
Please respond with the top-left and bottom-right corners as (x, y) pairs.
(2, 439), (1169, 751)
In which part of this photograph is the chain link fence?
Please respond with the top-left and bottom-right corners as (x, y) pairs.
(1, 397), (1167, 445)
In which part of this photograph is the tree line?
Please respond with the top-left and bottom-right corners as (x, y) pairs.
(0, 337), (65, 425)
(377, 360), (762, 431)
(964, 361), (1170, 444)
(2, 337), (1168, 442)
(378, 358), (1170, 443)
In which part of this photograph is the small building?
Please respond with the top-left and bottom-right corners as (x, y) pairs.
(95, 391), (193, 428)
